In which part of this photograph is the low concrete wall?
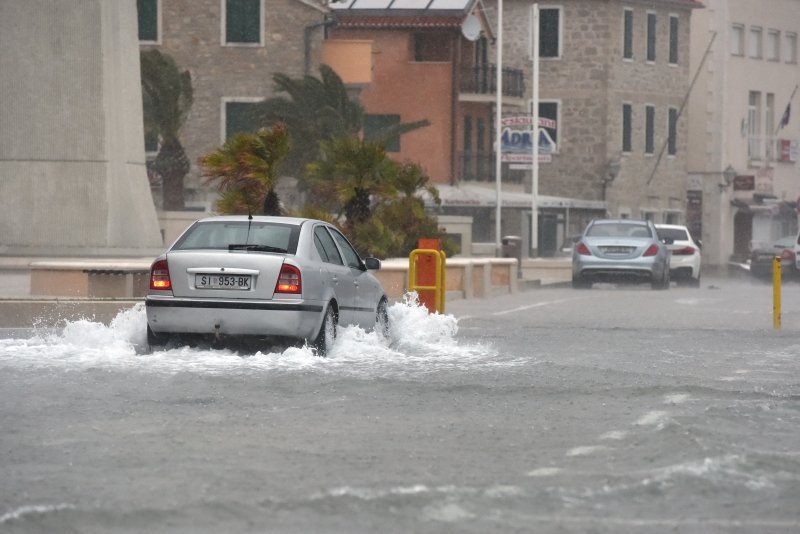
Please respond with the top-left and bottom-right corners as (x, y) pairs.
(376, 257), (518, 300)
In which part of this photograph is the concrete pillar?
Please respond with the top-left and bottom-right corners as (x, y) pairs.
(0, 0), (162, 256)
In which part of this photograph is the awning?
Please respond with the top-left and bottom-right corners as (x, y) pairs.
(430, 184), (607, 210)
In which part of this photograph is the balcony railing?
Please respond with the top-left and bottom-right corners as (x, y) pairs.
(459, 64), (525, 98)
(456, 151), (526, 184)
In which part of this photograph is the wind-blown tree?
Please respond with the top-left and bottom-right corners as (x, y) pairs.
(305, 138), (454, 258)
(305, 137), (397, 227)
(199, 124), (290, 215)
(140, 50), (194, 210)
(256, 65), (430, 180)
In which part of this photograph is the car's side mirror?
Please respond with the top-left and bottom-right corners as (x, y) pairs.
(364, 257), (381, 270)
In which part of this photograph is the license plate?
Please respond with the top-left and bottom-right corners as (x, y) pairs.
(195, 274), (251, 290)
(602, 246), (633, 254)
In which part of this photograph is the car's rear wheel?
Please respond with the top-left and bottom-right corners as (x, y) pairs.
(652, 269), (670, 290)
(375, 298), (390, 339)
(572, 276), (592, 289)
(312, 304), (337, 356)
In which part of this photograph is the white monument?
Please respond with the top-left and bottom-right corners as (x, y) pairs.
(0, 0), (163, 256)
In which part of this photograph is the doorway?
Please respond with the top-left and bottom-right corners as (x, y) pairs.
(733, 210), (753, 262)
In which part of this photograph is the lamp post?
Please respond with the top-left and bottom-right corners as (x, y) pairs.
(719, 164), (736, 192)
(602, 158), (621, 201)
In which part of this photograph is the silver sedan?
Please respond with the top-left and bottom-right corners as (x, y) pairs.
(571, 219), (671, 290)
(145, 216), (388, 354)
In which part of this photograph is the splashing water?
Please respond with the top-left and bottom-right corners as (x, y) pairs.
(0, 295), (501, 375)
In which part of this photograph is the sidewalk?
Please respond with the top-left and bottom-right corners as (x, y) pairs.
(0, 255), (572, 328)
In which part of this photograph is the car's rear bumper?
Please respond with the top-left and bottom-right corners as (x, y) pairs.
(668, 255), (700, 279)
(573, 256), (666, 281)
(145, 296), (324, 339)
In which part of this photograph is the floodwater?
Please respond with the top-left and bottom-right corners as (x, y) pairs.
(1, 287), (799, 533)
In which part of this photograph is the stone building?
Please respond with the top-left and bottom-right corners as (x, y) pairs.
(137, 0), (330, 213)
(495, 0), (701, 252)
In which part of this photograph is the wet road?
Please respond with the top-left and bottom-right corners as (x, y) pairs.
(1, 277), (799, 533)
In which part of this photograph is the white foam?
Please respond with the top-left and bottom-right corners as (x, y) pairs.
(0, 295), (502, 376)
(527, 467), (562, 477)
(634, 410), (669, 427)
(663, 393), (690, 404)
(566, 445), (607, 457)
(0, 503), (75, 524)
(598, 430), (628, 441)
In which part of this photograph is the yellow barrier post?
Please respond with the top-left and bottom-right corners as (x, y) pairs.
(773, 256), (781, 330)
(408, 247), (446, 314)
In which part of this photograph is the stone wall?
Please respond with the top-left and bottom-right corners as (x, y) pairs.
(143, 0), (327, 206)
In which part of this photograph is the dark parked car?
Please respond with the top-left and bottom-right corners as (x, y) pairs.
(749, 236), (797, 280)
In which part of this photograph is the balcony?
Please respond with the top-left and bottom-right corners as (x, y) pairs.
(459, 64), (525, 102)
(456, 151), (526, 184)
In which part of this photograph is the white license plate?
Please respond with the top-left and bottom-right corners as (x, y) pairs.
(195, 274), (251, 290)
(603, 246), (633, 254)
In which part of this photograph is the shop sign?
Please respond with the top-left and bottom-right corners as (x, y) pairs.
(778, 139), (798, 162)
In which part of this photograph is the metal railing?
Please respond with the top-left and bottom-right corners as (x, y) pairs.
(459, 64), (525, 98)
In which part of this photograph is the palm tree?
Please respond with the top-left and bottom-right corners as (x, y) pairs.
(140, 50), (193, 210)
(200, 123), (290, 216)
(306, 137), (398, 226)
(256, 65), (429, 180)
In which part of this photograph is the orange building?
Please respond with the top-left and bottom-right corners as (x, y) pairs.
(322, 0), (525, 186)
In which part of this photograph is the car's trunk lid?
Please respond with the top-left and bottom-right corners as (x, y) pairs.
(166, 250), (286, 299)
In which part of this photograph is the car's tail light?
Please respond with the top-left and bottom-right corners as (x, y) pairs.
(643, 244), (660, 257)
(150, 259), (171, 290)
(275, 263), (301, 294)
(781, 248), (796, 261)
(575, 242), (591, 255)
(672, 246), (695, 256)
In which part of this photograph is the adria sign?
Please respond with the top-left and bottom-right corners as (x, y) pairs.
(499, 115), (557, 165)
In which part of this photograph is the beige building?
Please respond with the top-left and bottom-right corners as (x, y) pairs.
(688, 0), (800, 267)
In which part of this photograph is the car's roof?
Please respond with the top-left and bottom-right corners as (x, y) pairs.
(194, 215), (323, 226)
(592, 219), (649, 225)
(654, 224), (690, 230)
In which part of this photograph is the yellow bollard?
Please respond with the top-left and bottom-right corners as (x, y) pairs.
(773, 256), (781, 330)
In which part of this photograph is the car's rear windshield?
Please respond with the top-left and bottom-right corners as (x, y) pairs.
(586, 223), (652, 238)
(172, 221), (300, 254)
(656, 227), (689, 241)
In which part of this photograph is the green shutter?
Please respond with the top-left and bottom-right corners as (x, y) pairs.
(364, 114), (401, 152)
(226, 102), (261, 140)
(137, 0), (158, 41)
(226, 0), (261, 44)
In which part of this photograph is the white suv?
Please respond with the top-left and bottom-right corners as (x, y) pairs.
(655, 224), (702, 287)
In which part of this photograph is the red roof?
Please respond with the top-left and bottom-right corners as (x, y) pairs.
(333, 15), (465, 30)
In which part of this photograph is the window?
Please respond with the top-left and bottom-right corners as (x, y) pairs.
(137, 0), (159, 43)
(314, 227), (343, 266)
(144, 130), (159, 154)
(413, 33), (451, 62)
(669, 15), (679, 64)
(749, 26), (763, 58)
(623, 9), (633, 60)
(731, 24), (745, 55)
(538, 101), (559, 151)
(364, 114), (401, 152)
(646, 12), (656, 62)
(224, 0), (262, 45)
(748, 91), (761, 160)
(329, 229), (363, 269)
(786, 32), (798, 63)
(767, 30), (780, 61)
(223, 100), (262, 141)
(539, 7), (561, 58)
(645, 105), (655, 154)
(668, 107), (678, 156)
(622, 103), (632, 153)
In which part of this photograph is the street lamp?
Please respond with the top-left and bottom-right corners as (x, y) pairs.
(719, 164), (736, 192)
(602, 158), (621, 200)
